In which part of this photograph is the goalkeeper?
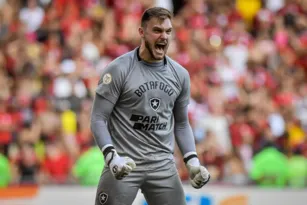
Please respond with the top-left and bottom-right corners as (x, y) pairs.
(91, 7), (210, 205)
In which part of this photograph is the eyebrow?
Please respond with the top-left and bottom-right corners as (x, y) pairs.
(152, 26), (173, 31)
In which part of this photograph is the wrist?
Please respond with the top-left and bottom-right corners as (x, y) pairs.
(102, 144), (118, 167)
(183, 151), (199, 165)
(186, 157), (200, 167)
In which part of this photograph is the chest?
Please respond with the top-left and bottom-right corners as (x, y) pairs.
(118, 66), (181, 112)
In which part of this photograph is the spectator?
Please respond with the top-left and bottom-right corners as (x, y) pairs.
(0, 99), (13, 156)
(250, 145), (289, 187)
(72, 147), (104, 186)
(0, 151), (11, 187)
(197, 130), (225, 182)
(19, 0), (45, 33)
(42, 141), (71, 184)
(17, 142), (40, 185)
(287, 146), (307, 188)
(223, 150), (249, 186)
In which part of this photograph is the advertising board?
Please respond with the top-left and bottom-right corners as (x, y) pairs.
(0, 185), (306, 205)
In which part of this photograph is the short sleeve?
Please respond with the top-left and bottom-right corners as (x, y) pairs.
(175, 70), (191, 107)
(96, 61), (125, 104)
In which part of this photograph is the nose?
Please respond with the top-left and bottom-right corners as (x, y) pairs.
(160, 31), (168, 40)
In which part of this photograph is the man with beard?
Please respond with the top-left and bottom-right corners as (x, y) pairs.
(91, 7), (210, 205)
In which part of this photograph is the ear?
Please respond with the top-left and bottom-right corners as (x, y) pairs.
(139, 27), (145, 38)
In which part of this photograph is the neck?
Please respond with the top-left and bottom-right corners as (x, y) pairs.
(139, 43), (163, 63)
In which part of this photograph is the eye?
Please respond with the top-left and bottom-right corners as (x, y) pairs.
(153, 29), (162, 33)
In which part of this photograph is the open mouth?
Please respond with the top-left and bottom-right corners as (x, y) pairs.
(155, 43), (166, 53)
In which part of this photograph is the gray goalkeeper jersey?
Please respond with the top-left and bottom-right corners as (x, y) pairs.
(96, 47), (190, 169)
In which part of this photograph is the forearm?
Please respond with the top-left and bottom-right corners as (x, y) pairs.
(173, 105), (197, 162)
(175, 120), (197, 161)
(91, 119), (113, 150)
(90, 94), (114, 152)
(91, 94), (136, 179)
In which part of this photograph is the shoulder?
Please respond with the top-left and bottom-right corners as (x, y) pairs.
(98, 49), (137, 86)
(104, 49), (136, 75)
(165, 56), (190, 81)
(166, 56), (189, 75)
(108, 50), (135, 70)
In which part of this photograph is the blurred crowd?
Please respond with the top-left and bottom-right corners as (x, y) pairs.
(0, 0), (307, 188)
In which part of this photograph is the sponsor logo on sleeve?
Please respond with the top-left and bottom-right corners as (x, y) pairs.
(102, 73), (112, 84)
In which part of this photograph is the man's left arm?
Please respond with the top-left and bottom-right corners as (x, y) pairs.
(174, 104), (210, 188)
(173, 69), (210, 188)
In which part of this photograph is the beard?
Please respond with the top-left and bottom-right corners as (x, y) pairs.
(144, 39), (158, 60)
(144, 37), (167, 61)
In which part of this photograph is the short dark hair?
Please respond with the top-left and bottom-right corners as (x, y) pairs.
(141, 7), (173, 27)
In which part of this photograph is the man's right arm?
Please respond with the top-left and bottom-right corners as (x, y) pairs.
(91, 93), (136, 179)
(91, 59), (123, 153)
(91, 57), (136, 179)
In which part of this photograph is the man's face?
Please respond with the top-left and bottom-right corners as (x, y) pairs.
(140, 17), (173, 61)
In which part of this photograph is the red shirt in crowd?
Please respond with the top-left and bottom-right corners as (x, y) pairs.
(43, 151), (71, 183)
(0, 111), (13, 145)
